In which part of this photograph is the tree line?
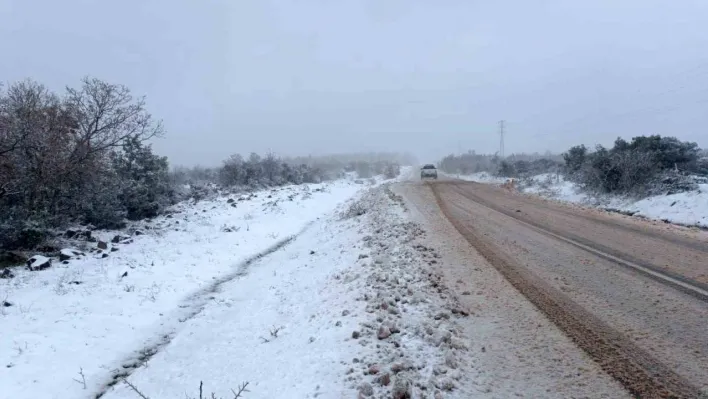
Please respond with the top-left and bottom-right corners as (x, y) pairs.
(438, 135), (707, 196)
(0, 78), (404, 252)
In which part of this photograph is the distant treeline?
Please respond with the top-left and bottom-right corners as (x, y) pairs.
(438, 135), (708, 197)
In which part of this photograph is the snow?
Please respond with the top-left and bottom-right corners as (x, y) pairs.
(2, 166), (479, 399)
(59, 248), (84, 258)
(605, 184), (708, 227)
(101, 208), (364, 399)
(518, 173), (590, 204)
(456, 171), (708, 228)
(0, 179), (368, 399)
(96, 178), (472, 398)
(449, 171), (508, 184)
(0, 169), (423, 399)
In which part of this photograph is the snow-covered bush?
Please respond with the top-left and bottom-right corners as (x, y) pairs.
(112, 136), (174, 220)
(563, 135), (705, 197)
(383, 162), (401, 179)
(0, 77), (169, 250)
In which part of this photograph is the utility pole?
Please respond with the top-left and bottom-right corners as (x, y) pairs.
(498, 120), (505, 158)
(457, 140), (461, 179)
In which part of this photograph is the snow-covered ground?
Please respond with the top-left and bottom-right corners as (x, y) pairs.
(3, 166), (473, 399)
(450, 171), (507, 185)
(604, 183), (708, 227)
(457, 172), (708, 228)
(0, 175), (392, 399)
(99, 183), (474, 399)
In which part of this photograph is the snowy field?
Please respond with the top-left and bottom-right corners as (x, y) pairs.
(3, 166), (475, 399)
(0, 176), (381, 398)
(456, 172), (708, 228)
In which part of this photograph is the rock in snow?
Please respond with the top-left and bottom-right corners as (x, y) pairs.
(59, 248), (85, 262)
(26, 255), (51, 271)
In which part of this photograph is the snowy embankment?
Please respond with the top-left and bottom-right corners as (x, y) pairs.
(1, 177), (377, 399)
(99, 183), (473, 399)
(457, 172), (708, 228)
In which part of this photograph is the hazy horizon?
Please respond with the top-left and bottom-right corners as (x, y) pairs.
(3, 0), (708, 166)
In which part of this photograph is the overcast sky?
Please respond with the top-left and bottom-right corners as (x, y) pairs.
(2, 0), (708, 166)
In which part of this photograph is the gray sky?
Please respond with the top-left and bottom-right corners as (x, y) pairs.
(2, 0), (708, 166)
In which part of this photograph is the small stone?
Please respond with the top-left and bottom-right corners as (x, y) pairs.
(358, 382), (374, 397)
(111, 235), (126, 243)
(434, 312), (450, 320)
(390, 362), (411, 373)
(392, 376), (412, 399)
(368, 364), (380, 374)
(434, 378), (455, 391)
(335, 321), (342, 327)
(450, 337), (467, 350)
(97, 241), (108, 250)
(101, 253), (109, 258)
(377, 325), (392, 340)
(0, 269), (14, 279)
(342, 309), (350, 316)
(378, 373), (391, 386)
(352, 331), (361, 339)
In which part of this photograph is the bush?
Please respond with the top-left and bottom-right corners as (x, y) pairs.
(0, 77), (170, 250)
(563, 135), (704, 197)
(113, 136), (173, 220)
(438, 151), (563, 176)
(383, 163), (401, 179)
(218, 153), (327, 188)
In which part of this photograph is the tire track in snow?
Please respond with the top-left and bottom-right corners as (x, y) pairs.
(94, 221), (315, 398)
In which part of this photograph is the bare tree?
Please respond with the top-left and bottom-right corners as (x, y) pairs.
(0, 77), (172, 250)
(64, 77), (163, 165)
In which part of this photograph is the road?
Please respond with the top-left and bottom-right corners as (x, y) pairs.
(399, 177), (708, 398)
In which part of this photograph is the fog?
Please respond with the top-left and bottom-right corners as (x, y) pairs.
(2, 0), (708, 166)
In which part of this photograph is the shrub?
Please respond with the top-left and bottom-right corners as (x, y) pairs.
(563, 135), (703, 197)
(0, 77), (168, 250)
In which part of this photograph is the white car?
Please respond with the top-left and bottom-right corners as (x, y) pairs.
(420, 164), (438, 179)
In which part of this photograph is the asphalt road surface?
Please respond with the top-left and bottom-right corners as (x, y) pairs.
(404, 176), (708, 398)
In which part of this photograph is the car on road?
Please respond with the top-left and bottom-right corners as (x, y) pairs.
(420, 164), (438, 179)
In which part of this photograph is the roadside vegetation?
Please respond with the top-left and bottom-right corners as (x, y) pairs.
(0, 78), (409, 255)
(438, 135), (708, 199)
